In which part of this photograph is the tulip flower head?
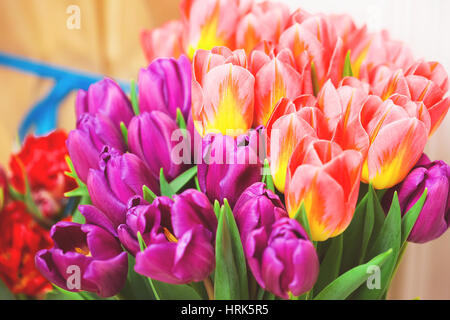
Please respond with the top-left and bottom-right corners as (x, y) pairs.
(246, 218), (319, 299)
(383, 154), (450, 243)
(35, 222), (128, 298)
(285, 139), (362, 241)
(135, 190), (217, 284)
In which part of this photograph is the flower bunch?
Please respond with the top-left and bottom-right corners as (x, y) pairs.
(35, 0), (450, 300)
(0, 130), (75, 298)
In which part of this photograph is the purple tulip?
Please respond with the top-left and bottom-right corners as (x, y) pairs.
(79, 205), (119, 237)
(138, 55), (191, 120)
(198, 132), (263, 208)
(134, 189), (217, 284)
(383, 154), (450, 243)
(35, 222), (128, 298)
(76, 78), (134, 129)
(118, 196), (174, 256)
(87, 148), (159, 229)
(246, 218), (319, 299)
(128, 111), (187, 181)
(67, 114), (126, 182)
(234, 182), (288, 246)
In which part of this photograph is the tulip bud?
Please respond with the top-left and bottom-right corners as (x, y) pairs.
(67, 114), (126, 182)
(87, 148), (159, 229)
(234, 182), (288, 245)
(198, 132), (263, 208)
(135, 190), (217, 284)
(138, 55), (191, 121)
(383, 154), (450, 243)
(35, 222), (128, 298)
(76, 78), (134, 129)
(128, 111), (186, 182)
(246, 218), (319, 299)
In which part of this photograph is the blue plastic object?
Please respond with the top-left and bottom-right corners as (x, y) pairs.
(0, 52), (130, 142)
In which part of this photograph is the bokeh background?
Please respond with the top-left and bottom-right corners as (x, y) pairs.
(0, 0), (449, 299)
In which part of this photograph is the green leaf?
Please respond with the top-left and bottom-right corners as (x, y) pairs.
(194, 176), (201, 191)
(160, 168), (175, 197)
(119, 254), (155, 300)
(143, 185), (157, 204)
(50, 286), (86, 300)
(340, 191), (368, 273)
(120, 122), (128, 147)
(314, 234), (343, 294)
(214, 199), (249, 300)
(311, 61), (320, 96)
(293, 203), (312, 240)
(169, 166), (198, 194)
(353, 192), (402, 299)
(151, 280), (202, 300)
(262, 159), (275, 192)
(370, 188), (386, 246)
(401, 188), (427, 244)
(72, 208), (86, 224)
(342, 51), (354, 78)
(176, 108), (187, 130)
(359, 185), (376, 264)
(64, 156), (89, 199)
(130, 79), (140, 115)
(0, 278), (15, 300)
(314, 248), (393, 300)
(214, 200), (221, 220)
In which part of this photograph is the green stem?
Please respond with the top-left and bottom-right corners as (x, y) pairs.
(203, 277), (215, 300)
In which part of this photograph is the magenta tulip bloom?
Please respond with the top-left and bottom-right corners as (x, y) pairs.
(138, 55), (192, 120)
(128, 111), (187, 182)
(87, 148), (158, 229)
(198, 132), (263, 208)
(135, 190), (217, 284)
(35, 222), (128, 298)
(67, 114), (126, 182)
(246, 218), (319, 299)
(118, 196), (173, 256)
(234, 182), (288, 245)
(383, 154), (450, 243)
(76, 78), (134, 129)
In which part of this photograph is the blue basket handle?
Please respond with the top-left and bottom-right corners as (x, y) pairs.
(0, 52), (130, 142)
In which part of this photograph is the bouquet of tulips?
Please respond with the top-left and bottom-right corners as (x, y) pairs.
(31, 0), (450, 300)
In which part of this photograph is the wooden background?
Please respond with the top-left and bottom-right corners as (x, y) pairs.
(0, 0), (448, 299)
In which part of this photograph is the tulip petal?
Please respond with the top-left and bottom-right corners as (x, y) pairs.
(196, 64), (255, 136)
(254, 58), (302, 126)
(362, 118), (428, 189)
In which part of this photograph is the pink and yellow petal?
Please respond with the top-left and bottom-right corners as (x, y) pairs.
(254, 58), (302, 126)
(269, 114), (316, 193)
(186, 0), (238, 59)
(199, 63), (255, 136)
(362, 118), (428, 189)
(286, 164), (346, 241)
